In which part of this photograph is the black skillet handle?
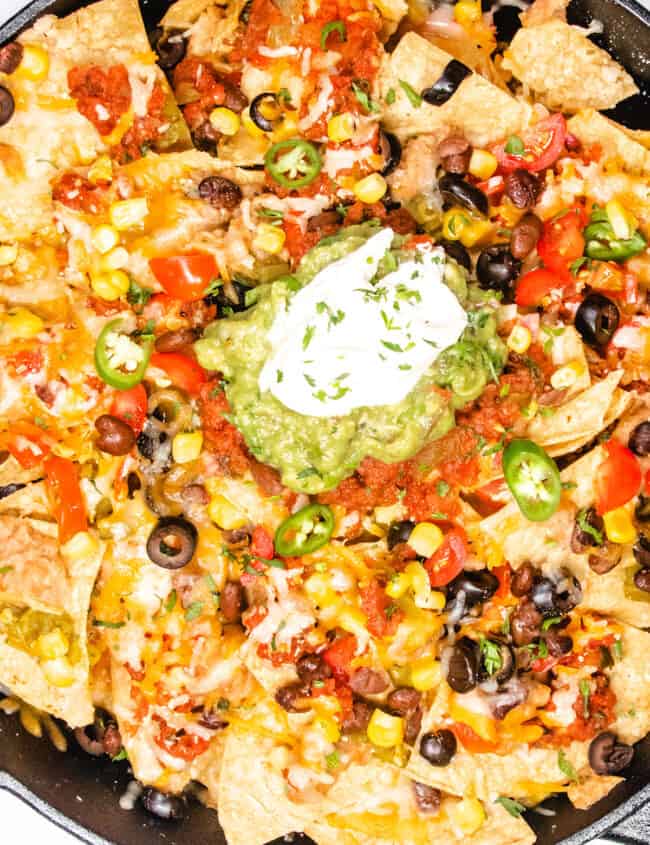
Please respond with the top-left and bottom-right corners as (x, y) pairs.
(597, 800), (650, 845)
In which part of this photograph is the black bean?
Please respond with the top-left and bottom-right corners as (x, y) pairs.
(155, 329), (197, 353)
(446, 637), (479, 693)
(141, 787), (185, 820)
(275, 682), (311, 713)
(421, 60), (472, 106)
(588, 732), (634, 775)
(636, 495), (650, 523)
(379, 130), (402, 176)
(205, 279), (252, 313)
(510, 213), (543, 259)
(571, 507), (604, 552)
(634, 569), (650, 592)
(628, 421), (650, 457)
(307, 210), (341, 231)
(530, 577), (556, 616)
(146, 517), (198, 569)
(438, 173), (488, 216)
(575, 293), (620, 349)
(411, 781), (441, 814)
(149, 28), (187, 70)
(510, 600), (543, 646)
(0, 482), (26, 500)
(545, 631), (573, 657)
(387, 520), (415, 550)
(0, 86), (15, 127)
(447, 570), (499, 608)
(511, 562), (535, 597)
(296, 652), (331, 684)
(220, 581), (244, 622)
(341, 697), (374, 733)
(350, 667), (388, 695)
(419, 730), (457, 766)
(476, 245), (521, 302)
(404, 705), (423, 745)
(504, 169), (541, 209)
(438, 135), (471, 175)
(439, 238), (471, 272)
(127, 472), (141, 499)
(0, 42), (23, 75)
(588, 545), (622, 575)
(95, 414), (136, 456)
(198, 175), (243, 210)
(102, 723), (123, 758)
(634, 535), (650, 568)
(387, 687), (421, 714)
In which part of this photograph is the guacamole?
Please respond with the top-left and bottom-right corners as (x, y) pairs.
(195, 224), (505, 494)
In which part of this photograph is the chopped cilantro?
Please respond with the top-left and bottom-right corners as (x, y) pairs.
(557, 749), (579, 783)
(164, 589), (177, 613)
(385, 87), (396, 105)
(399, 80), (422, 108)
(302, 324), (316, 350)
(480, 638), (503, 676)
(495, 797), (526, 818)
(92, 618), (125, 629)
(352, 80), (379, 113)
(276, 369), (283, 383)
(576, 507), (604, 545)
(579, 679), (590, 719)
(184, 601), (204, 621)
(127, 278), (154, 310)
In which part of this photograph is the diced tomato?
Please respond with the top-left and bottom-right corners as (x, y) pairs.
(155, 722), (210, 760)
(595, 439), (641, 515)
(537, 206), (586, 274)
(251, 526), (275, 560)
(645, 468), (650, 496)
(493, 564), (511, 599)
(242, 605), (268, 630)
(451, 722), (498, 753)
(323, 634), (357, 681)
(424, 528), (467, 587)
(530, 655), (559, 673)
(149, 352), (207, 396)
(360, 579), (403, 637)
(68, 64), (131, 135)
(149, 254), (219, 302)
(0, 421), (52, 468)
(109, 384), (147, 435)
(43, 456), (88, 543)
(494, 114), (567, 174)
(515, 268), (566, 307)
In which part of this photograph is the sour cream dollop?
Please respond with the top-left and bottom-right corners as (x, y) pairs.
(258, 228), (467, 417)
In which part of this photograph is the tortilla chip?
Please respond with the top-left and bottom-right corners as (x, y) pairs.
(377, 33), (530, 146)
(0, 479), (52, 521)
(0, 520), (103, 726)
(609, 623), (650, 745)
(502, 20), (637, 112)
(519, 0), (568, 27)
(527, 371), (630, 453)
(0, 0), (189, 243)
(568, 774), (623, 810)
(568, 110), (650, 175)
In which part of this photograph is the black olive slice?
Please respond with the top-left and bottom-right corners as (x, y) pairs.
(147, 516), (198, 569)
(149, 27), (187, 70)
(438, 173), (488, 216)
(386, 519), (415, 550)
(588, 731), (634, 775)
(419, 729), (457, 766)
(141, 787), (186, 820)
(0, 86), (15, 128)
(446, 636), (479, 693)
(575, 293), (620, 349)
(421, 59), (472, 106)
(379, 130), (402, 176)
(249, 92), (281, 132)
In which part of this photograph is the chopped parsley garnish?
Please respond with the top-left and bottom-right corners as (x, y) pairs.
(380, 309), (399, 331)
(480, 638), (503, 676)
(277, 88), (292, 104)
(352, 80), (380, 113)
(127, 278), (154, 310)
(164, 589), (177, 613)
(217, 697), (230, 711)
(613, 639), (623, 660)
(92, 618), (125, 629)
(304, 373), (316, 387)
(205, 574), (220, 607)
(399, 79), (422, 108)
(557, 749), (579, 783)
(385, 87), (396, 105)
(501, 611), (511, 637)
(579, 679), (590, 719)
(504, 135), (525, 156)
(541, 615), (562, 630)
(302, 325), (316, 350)
(356, 285), (388, 303)
(184, 601), (204, 621)
(495, 797), (527, 818)
(276, 369), (283, 383)
(244, 288), (259, 307)
(570, 256), (590, 276)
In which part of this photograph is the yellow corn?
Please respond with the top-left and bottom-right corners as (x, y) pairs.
(605, 199), (637, 241)
(91, 224), (119, 255)
(367, 709), (404, 748)
(109, 198), (149, 230)
(550, 360), (584, 390)
(441, 207), (492, 248)
(0, 307), (44, 341)
(41, 657), (75, 687)
(272, 113), (299, 142)
(100, 246), (130, 271)
(88, 155), (113, 185)
(327, 112), (356, 143)
(385, 572), (410, 599)
(447, 797), (487, 835)
(90, 269), (130, 301)
(16, 44), (50, 81)
(0, 244), (18, 266)
(253, 223), (286, 255)
(313, 716), (341, 743)
(304, 573), (336, 606)
(61, 530), (100, 561)
(454, 0), (482, 26)
(408, 522), (443, 558)
(337, 605), (368, 638)
(241, 107), (266, 138)
(603, 506), (637, 545)
(507, 324), (532, 354)
(172, 431), (203, 464)
(409, 657), (441, 691)
(209, 107), (241, 136)
(353, 173), (387, 204)
(468, 149), (497, 180)
(35, 629), (69, 660)
(208, 494), (248, 530)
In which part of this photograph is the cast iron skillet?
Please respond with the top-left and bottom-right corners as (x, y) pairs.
(0, 0), (650, 842)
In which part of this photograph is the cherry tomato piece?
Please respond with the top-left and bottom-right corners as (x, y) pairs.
(425, 528), (467, 587)
(149, 352), (207, 396)
(149, 254), (219, 302)
(596, 439), (641, 515)
(110, 383), (148, 435)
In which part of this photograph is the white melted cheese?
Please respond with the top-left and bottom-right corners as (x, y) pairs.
(259, 228), (467, 418)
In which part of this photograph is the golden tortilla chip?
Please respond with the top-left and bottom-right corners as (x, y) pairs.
(567, 774), (623, 810)
(503, 20), (637, 112)
(519, 0), (568, 27)
(568, 110), (650, 175)
(377, 33), (530, 146)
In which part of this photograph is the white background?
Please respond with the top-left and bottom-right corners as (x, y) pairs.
(0, 0), (649, 841)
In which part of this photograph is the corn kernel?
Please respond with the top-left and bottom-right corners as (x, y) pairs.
(0, 307), (44, 341)
(410, 657), (441, 691)
(353, 173), (387, 204)
(0, 244), (18, 266)
(100, 246), (130, 271)
(16, 44), (50, 81)
(172, 431), (203, 464)
(338, 606), (368, 638)
(313, 716), (340, 743)
(603, 506), (637, 545)
(550, 360), (584, 390)
(468, 149), (498, 180)
(408, 522), (443, 558)
(61, 530), (100, 561)
(605, 199), (637, 241)
(91, 224), (119, 255)
(253, 223), (286, 255)
(208, 494), (248, 530)
(385, 572), (410, 599)
(90, 269), (130, 301)
(241, 107), (266, 138)
(110, 198), (149, 231)
(327, 112), (356, 143)
(367, 709), (404, 748)
(88, 155), (113, 185)
(453, 0), (482, 27)
(507, 324), (532, 354)
(304, 573), (336, 606)
(447, 797), (487, 835)
(36, 629), (69, 660)
(41, 657), (75, 687)
(441, 207), (492, 247)
(404, 561), (431, 604)
(209, 107), (241, 136)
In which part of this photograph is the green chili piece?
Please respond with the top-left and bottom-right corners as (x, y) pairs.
(94, 319), (154, 390)
(265, 138), (323, 190)
(275, 504), (335, 556)
(503, 439), (561, 522)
